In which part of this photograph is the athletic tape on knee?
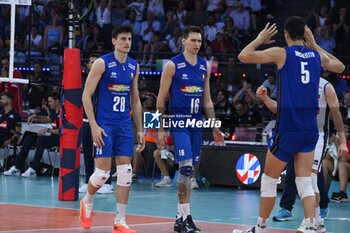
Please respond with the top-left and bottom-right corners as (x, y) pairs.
(89, 168), (110, 188)
(260, 173), (279, 197)
(296, 176), (315, 200)
(117, 164), (132, 187)
(311, 173), (319, 194)
(178, 159), (193, 184)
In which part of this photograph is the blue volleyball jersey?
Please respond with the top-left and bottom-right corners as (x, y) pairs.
(275, 45), (321, 133)
(169, 54), (207, 120)
(95, 52), (137, 125)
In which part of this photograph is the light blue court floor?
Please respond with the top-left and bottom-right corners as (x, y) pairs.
(0, 175), (349, 232)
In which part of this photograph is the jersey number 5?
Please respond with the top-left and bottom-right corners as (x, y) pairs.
(301, 62), (310, 84)
(113, 96), (126, 112)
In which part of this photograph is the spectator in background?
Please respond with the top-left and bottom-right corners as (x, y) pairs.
(141, 31), (166, 66)
(22, 69), (46, 110)
(175, 0), (188, 30)
(0, 56), (24, 117)
(211, 31), (232, 54)
(154, 134), (175, 187)
(122, 10), (141, 36)
(222, 16), (239, 45)
(214, 89), (235, 132)
(331, 6), (350, 49)
(315, 25), (336, 54)
(148, 0), (165, 19)
(344, 92), (350, 126)
(313, 4), (331, 29)
(218, 56), (239, 92)
(132, 93), (158, 182)
(206, 0), (221, 12)
(4, 92), (61, 177)
(188, 0), (208, 27)
(93, 0), (112, 49)
(325, 72), (348, 99)
(168, 27), (183, 53)
(141, 10), (161, 43)
(162, 10), (180, 37)
(111, 0), (127, 28)
(241, 0), (262, 33)
(86, 25), (104, 51)
(0, 93), (21, 148)
(229, 1), (251, 44)
(24, 25), (43, 61)
(43, 14), (64, 63)
(253, 87), (274, 123)
(204, 14), (220, 42)
(128, 0), (145, 22)
(232, 80), (256, 105)
(234, 99), (263, 127)
(262, 69), (276, 99)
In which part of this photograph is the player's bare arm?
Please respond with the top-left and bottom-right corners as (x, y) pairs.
(256, 86), (277, 113)
(304, 25), (345, 73)
(156, 60), (175, 147)
(82, 58), (107, 149)
(325, 83), (348, 156)
(202, 62), (224, 146)
(238, 23), (286, 69)
(130, 64), (145, 152)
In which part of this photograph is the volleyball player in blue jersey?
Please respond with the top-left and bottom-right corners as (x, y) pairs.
(80, 25), (145, 233)
(233, 17), (345, 233)
(157, 26), (225, 233)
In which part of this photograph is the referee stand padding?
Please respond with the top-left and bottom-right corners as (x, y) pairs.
(58, 48), (83, 201)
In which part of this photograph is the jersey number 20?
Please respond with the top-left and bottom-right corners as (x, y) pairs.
(301, 62), (310, 84)
(113, 96), (126, 112)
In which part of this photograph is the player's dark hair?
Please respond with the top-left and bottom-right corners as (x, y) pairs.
(1, 92), (14, 102)
(112, 25), (133, 39)
(235, 99), (248, 107)
(284, 16), (305, 41)
(48, 92), (60, 101)
(183, 26), (202, 39)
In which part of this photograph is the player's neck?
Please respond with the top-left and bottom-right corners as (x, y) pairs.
(183, 51), (197, 66)
(4, 105), (12, 114)
(114, 50), (127, 64)
(287, 40), (304, 47)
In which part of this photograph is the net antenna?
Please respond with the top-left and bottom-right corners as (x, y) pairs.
(0, 0), (31, 84)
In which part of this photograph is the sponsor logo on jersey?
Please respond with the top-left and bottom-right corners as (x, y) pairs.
(0, 120), (7, 129)
(180, 85), (202, 93)
(111, 72), (117, 79)
(9, 114), (14, 119)
(199, 64), (206, 71)
(177, 62), (186, 69)
(108, 84), (130, 92)
(236, 153), (261, 185)
(182, 73), (188, 79)
(128, 63), (135, 70)
(108, 62), (117, 68)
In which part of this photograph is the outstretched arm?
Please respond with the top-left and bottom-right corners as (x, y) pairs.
(325, 84), (348, 156)
(256, 86), (277, 113)
(238, 23), (286, 69)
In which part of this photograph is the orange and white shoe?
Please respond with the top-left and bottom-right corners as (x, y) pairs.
(112, 217), (136, 233)
(79, 197), (93, 229)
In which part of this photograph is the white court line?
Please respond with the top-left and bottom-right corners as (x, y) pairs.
(0, 222), (175, 232)
(0, 203), (296, 231)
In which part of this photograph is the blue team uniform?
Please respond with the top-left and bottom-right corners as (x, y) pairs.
(94, 52), (137, 157)
(169, 54), (207, 165)
(268, 45), (321, 162)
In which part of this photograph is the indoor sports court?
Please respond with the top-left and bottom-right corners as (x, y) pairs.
(1, 175), (349, 232)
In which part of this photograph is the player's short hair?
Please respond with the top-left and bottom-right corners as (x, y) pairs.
(112, 25), (133, 39)
(88, 53), (100, 62)
(1, 92), (14, 102)
(235, 99), (248, 108)
(183, 26), (202, 39)
(48, 92), (60, 101)
(284, 16), (305, 41)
